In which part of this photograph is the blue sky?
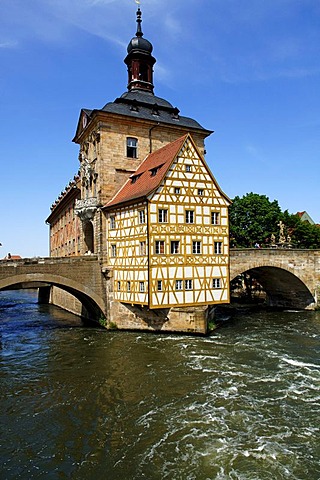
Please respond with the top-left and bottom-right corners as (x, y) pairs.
(1, 0), (319, 257)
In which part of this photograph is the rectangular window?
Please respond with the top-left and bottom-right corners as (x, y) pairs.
(175, 280), (183, 290)
(192, 241), (201, 254)
(139, 241), (146, 256)
(139, 210), (145, 224)
(171, 241), (180, 254)
(158, 209), (168, 223)
(117, 281), (121, 291)
(110, 216), (116, 229)
(127, 137), (138, 158)
(214, 241), (223, 254)
(111, 244), (117, 257)
(157, 280), (163, 291)
(174, 187), (181, 194)
(185, 165), (192, 172)
(211, 211), (220, 225)
(198, 188), (204, 196)
(139, 281), (145, 293)
(212, 278), (221, 289)
(185, 210), (194, 224)
(127, 281), (131, 292)
(155, 240), (165, 254)
(185, 279), (193, 290)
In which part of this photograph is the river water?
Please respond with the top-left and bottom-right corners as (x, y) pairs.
(0, 289), (319, 480)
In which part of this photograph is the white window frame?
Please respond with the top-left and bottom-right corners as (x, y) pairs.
(110, 216), (116, 229)
(185, 210), (194, 224)
(127, 137), (138, 158)
(171, 241), (180, 254)
(155, 240), (165, 254)
(158, 209), (168, 223)
(175, 280), (183, 290)
(192, 241), (201, 254)
(211, 211), (220, 225)
(139, 209), (145, 224)
(212, 278), (221, 289)
(185, 279), (193, 290)
(139, 241), (146, 256)
(214, 242), (223, 254)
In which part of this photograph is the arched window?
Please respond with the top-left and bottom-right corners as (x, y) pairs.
(84, 222), (94, 254)
(139, 63), (149, 82)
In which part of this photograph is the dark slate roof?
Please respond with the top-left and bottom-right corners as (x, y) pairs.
(100, 90), (210, 132)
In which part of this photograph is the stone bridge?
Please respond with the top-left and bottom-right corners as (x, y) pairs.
(0, 249), (319, 331)
(0, 256), (109, 321)
(230, 248), (320, 309)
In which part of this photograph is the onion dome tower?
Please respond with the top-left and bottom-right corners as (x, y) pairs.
(124, 6), (156, 93)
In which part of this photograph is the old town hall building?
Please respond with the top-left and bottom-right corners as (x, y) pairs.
(46, 7), (230, 330)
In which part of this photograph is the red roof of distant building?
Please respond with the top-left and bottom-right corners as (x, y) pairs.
(104, 134), (188, 209)
(4, 254), (22, 260)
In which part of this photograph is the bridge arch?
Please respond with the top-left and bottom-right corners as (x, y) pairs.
(0, 273), (106, 321)
(230, 265), (315, 310)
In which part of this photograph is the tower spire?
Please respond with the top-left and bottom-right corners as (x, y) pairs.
(125, 3), (156, 93)
(136, 6), (143, 37)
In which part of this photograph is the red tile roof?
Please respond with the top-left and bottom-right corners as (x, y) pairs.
(104, 134), (188, 209)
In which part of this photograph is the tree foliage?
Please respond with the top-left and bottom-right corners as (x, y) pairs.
(283, 211), (320, 248)
(230, 193), (320, 249)
(229, 193), (282, 247)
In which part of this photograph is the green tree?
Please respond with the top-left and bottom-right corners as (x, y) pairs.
(229, 193), (283, 247)
(283, 211), (320, 248)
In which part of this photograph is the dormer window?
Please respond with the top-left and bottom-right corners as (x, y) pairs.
(127, 137), (138, 158)
(130, 173), (142, 184)
(172, 107), (179, 120)
(130, 100), (139, 112)
(149, 163), (164, 177)
(152, 103), (159, 116)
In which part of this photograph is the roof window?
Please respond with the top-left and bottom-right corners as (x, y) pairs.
(130, 173), (142, 184)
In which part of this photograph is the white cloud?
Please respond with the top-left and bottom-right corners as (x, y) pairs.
(0, 41), (18, 49)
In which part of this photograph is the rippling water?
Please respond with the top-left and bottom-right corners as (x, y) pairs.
(0, 290), (319, 479)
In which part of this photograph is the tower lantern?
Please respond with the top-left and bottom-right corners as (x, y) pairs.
(124, 6), (156, 93)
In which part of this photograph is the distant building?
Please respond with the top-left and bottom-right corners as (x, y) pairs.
(4, 254), (22, 260)
(296, 211), (315, 225)
(46, 6), (231, 310)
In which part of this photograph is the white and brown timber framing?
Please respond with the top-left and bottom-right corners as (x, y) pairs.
(104, 134), (231, 309)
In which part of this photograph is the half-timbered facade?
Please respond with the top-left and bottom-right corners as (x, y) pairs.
(45, 6), (231, 331)
(105, 134), (230, 309)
